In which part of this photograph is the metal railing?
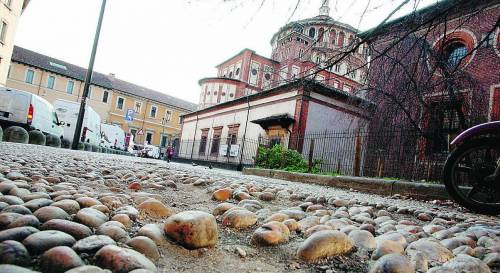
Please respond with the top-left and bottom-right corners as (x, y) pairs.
(175, 129), (449, 181)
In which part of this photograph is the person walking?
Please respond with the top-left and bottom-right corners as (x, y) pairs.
(166, 145), (173, 163)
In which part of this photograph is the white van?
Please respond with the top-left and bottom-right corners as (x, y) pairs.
(54, 99), (101, 146)
(100, 123), (125, 150)
(0, 87), (64, 137)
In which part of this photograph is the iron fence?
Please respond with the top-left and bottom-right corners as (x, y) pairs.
(175, 129), (449, 181)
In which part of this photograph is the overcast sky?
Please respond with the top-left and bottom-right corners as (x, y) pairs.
(15, 0), (438, 104)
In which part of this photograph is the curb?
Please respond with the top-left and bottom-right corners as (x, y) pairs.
(242, 168), (449, 200)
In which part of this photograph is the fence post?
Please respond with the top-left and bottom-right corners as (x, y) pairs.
(308, 139), (315, 173)
(354, 133), (362, 176)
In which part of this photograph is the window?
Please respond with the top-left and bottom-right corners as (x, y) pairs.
(211, 128), (222, 154)
(165, 110), (172, 122)
(428, 101), (462, 153)
(298, 49), (304, 58)
(308, 27), (316, 38)
(229, 72), (233, 78)
(150, 105), (157, 118)
(235, 68), (240, 76)
(227, 125), (239, 145)
(66, 81), (74, 94)
(338, 32), (345, 47)
(334, 64), (340, 72)
(251, 69), (258, 76)
(330, 30), (337, 45)
(101, 90), (109, 103)
(116, 97), (125, 110)
(349, 69), (357, 79)
(318, 28), (325, 41)
(47, 76), (55, 89)
(444, 42), (467, 67)
(134, 101), (142, 113)
(264, 73), (271, 80)
(145, 132), (153, 145)
(160, 135), (168, 148)
(199, 129), (209, 154)
(0, 21), (7, 44)
(130, 128), (137, 138)
(25, 69), (34, 84)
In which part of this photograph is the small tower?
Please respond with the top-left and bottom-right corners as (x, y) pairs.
(319, 0), (330, 16)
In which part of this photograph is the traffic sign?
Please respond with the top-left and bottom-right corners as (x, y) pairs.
(137, 129), (144, 136)
(125, 109), (134, 122)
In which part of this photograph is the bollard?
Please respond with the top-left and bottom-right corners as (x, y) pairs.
(45, 134), (61, 148)
(3, 126), (29, 144)
(28, 130), (46, 145)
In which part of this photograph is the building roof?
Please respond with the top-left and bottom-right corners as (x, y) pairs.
(215, 48), (279, 68)
(251, 114), (295, 130)
(359, 0), (497, 39)
(271, 15), (359, 44)
(183, 79), (374, 118)
(11, 46), (198, 112)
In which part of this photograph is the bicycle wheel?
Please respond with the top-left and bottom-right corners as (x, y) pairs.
(443, 137), (500, 215)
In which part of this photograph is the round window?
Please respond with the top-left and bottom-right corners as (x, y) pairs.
(445, 42), (467, 67)
(222, 92), (226, 96)
(264, 73), (271, 80)
(251, 69), (258, 76)
(207, 92), (210, 95)
(214, 91), (218, 96)
(230, 93), (234, 98)
(235, 68), (240, 75)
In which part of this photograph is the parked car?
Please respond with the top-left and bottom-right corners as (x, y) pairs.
(131, 144), (160, 159)
(54, 99), (101, 146)
(0, 87), (64, 137)
(100, 123), (125, 150)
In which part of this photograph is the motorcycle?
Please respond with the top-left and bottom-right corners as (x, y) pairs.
(443, 121), (500, 215)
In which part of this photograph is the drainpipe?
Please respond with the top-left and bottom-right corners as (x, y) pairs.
(190, 114), (199, 161)
(36, 70), (45, 96)
(238, 95), (251, 171)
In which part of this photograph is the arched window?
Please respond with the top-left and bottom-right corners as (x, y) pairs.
(338, 32), (345, 47)
(318, 28), (325, 42)
(348, 35), (354, 46)
(229, 72), (233, 78)
(444, 42), (467, 67)
(330, 30), (337, 45)
(308, 27), (316, 38)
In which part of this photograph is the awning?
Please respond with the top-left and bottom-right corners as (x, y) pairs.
(250, 114), (295, 130)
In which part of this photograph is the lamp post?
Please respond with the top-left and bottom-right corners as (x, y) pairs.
(161, 117), (166, 156)
(71, 0), (107, 150)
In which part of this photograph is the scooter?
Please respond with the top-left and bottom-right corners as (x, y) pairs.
(443, 121), (500, 215)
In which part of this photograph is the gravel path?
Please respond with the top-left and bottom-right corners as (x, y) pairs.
(0, 142), (498, 273)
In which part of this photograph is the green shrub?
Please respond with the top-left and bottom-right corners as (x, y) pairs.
(256, 144), (320, 173)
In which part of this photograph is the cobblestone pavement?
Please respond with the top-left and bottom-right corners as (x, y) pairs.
(0, 142), (499, 273)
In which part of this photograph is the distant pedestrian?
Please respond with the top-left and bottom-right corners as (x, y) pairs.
(166, 145), (173, 162)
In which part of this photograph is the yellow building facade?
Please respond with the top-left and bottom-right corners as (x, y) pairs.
(6, 46), (196, 147)
(0, 0), (29, 87)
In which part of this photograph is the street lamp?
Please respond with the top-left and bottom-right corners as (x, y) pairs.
(71, 0), (107, 150)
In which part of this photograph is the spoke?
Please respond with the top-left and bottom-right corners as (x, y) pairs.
(456, 165), (473, 172)
(467, 186), (478, 199)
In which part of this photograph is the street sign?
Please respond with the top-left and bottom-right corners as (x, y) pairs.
(137, 129), (144, 136)
(125, 109), (134, 122)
